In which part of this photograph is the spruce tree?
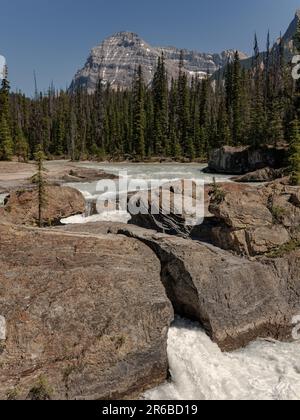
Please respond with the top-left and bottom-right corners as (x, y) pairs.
(250, 35), (267, 147)
(14, 126), (29, 162)
(294, 18), (300, 120)
(169, 78), (182, 158)
(289, 119), (300, 185)
(132, 65), (146, 159)
(33, 147), (47, 227)
(0, 114), (13, 160)
(177, 51), (193, 158)
(0, 76), (13, 160)
(231, 51), (243, 145)
(152, 53), (169, 155)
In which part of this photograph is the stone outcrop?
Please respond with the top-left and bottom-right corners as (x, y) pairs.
(0, 186), (85, 226)
(207, 180), (300, 256)
(70, 32), (247, 92)
(127, 180), (204, 237)
(61, 222), (300, 352)
(204, 145), (288, 175)
(50, 168), (118, 184)
(0, 223), (173, 400)
(0, 161), (117, 193)
(232, 167), (287, 183)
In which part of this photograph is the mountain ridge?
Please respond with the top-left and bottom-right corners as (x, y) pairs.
(70, 10), (300, 92)
(70, 31), (248, 92)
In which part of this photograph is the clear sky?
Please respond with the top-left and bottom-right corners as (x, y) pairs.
(0, 0), (299, 95)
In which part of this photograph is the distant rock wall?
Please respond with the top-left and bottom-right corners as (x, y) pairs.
(205, 146), (289, 175)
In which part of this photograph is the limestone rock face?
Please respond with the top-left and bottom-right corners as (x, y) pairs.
(0, 186), (85, 226)
(0, 224), (173, 400)
(70, 32), (247, 92)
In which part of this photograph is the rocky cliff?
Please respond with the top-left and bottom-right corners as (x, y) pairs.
(70, 32), (248, 92)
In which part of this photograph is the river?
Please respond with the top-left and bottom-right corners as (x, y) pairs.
(61, 162), (232, 224)
(62, 162), (300, 401)
(145, 318), (300, 401)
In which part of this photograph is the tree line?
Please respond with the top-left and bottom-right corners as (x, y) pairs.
(0, 28), (299, 183)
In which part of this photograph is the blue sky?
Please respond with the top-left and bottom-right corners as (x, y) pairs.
(0, 0), (299, 95)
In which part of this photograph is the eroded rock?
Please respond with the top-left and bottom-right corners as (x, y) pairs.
(207, 180), (300, 256)
(60, 222), (300, 352)
(204, 145), (288, 175)
(232, 167), (287, 183)
(0, 223), (173, 400)
(0, 186), (85, 226)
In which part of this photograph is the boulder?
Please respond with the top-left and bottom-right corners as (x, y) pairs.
(209, 187), (273, 229)
(0, 223), (173, 400)
(0, 186), (85, 226)
(207, 180), (300, 256)
(57, 168), (118, 183)
(127, 180), (204, 237)
(204, 145), (288, 175)
(63, 223), (300, 352)
(232, 167), (287, 183)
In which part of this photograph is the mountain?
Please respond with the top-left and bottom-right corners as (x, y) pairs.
(0, 55), (6, 80)
(70, 32), (248, 92)
(280, 8), (300, 50)
(245, 10), (300, 69)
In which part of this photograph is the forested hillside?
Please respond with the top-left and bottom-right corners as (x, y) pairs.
(0, 27), (299, 183)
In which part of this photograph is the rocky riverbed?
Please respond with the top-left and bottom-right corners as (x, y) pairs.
(0, 160), (299, 400)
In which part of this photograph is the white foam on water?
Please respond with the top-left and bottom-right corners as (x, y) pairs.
(65, 163), (232, 224)
(144, 318), (300, 401)
(61, 210), (131, 225)
(0, 193), (8, 207)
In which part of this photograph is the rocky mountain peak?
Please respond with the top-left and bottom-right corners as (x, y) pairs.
(70, 33), (248, 92)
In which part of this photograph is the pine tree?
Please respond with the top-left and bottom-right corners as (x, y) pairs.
(93, 78), (105, 151)
(132, 65), (146, 159)
(14, 126), (29, 162)
(250, 35), (267, 147)
(177, 51), (193, 158)
(33, 147), (47, 227)
(199, 76), (211, 153)
(152, 53), (169, 155)
(0, 114), (13, 160)
(231, 51), (243, 145)
(168, 78), (182, 158)
(294, 17), (300, 120)
(216, 96), (231, 147)
(0, 76), (13, 160)
(289, 118), (300, 185)
(268, 97), (284, 146)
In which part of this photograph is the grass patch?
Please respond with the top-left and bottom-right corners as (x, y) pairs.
(266, 239), (300, 258)
(27, 376), (53, 401)
(270, 205), (286, 224)
(210, 178), (227, 208)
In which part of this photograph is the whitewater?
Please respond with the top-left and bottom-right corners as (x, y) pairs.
(145, 318), (300, 401)
(61, 162), (232, 224)
(61, 163), (300, 401)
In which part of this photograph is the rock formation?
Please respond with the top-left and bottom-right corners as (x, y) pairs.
(0, 223), (173, 400)
(232, 167), (288, 183)
(207, 180), (300, 256)
(0, 186), (85, 226)
(204, 145), (289, 175)
(70, 32), (247, 92)
(61, 222), (300, 352)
